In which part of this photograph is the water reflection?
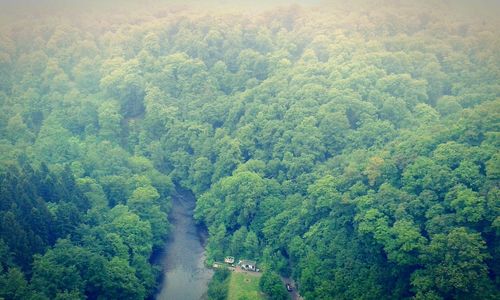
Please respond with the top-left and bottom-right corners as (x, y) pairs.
(156, 192), (213, 300)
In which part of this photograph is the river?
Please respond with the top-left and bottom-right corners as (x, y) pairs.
(155, 191), (213, 300)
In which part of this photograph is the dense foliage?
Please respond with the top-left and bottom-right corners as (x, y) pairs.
(259, 271), (288, 300)
(0, 1), (499, 299)
(207, 269), (231, 300)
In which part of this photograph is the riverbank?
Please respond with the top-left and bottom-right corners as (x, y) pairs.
(155, 190), (213, 300)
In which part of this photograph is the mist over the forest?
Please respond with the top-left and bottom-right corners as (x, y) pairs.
(0, 0), (499, 299)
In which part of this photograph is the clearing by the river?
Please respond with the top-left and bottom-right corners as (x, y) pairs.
(227, 271), (265, 300)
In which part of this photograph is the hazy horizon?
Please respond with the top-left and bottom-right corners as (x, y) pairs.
(0, 1), (498, 300)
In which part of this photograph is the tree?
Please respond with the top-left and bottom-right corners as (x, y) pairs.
(0, 268), (31, 300)
(101, 257), (145, 300)
(100, 59), (145, 118)
(207, 269), (230, 300)
(5, 114), (34, 145)
(411, 228), (494, 299)
(436, 96), (462, 116)
(259, 271), (288, 300)
(212, 135), (242, 183)
(244, 230), (259, 259)
(30, 243), (86, 299)
(189, 156), (213, 194)
(98, 100), (122, 141)
(107, 205), (153, 258)
(230, 227), (247, 257)
(32, 116), (81, 164)
(445, 185), (486, 224)
(128, 185), (168, 249)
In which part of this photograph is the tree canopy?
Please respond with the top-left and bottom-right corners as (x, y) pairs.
(0, 1), (499, 299)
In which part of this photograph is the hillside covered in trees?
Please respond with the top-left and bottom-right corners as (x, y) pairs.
(0, 0), (499, 299)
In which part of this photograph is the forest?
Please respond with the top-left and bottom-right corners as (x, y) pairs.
(0, 0), (499, 299)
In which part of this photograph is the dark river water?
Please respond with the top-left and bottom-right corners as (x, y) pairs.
(155, 191), (213, 300)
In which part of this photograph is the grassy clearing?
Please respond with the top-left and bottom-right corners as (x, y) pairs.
(227, 272), (265, 300)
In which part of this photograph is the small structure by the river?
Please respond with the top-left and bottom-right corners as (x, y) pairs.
(224, 256), (235, 264)
(239, 259), (257, 271)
